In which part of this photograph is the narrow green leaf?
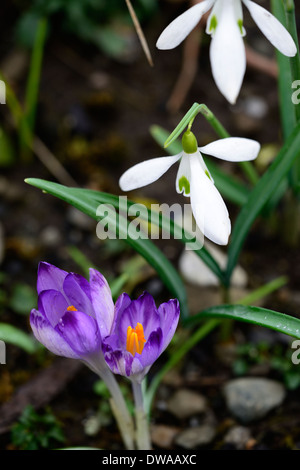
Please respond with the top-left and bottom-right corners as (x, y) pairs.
(0, 323), (39, 353)
(225, 122), (300, 284)
(25, 178), (189, 318)
(186, 304), (300, 340)
(20, 17), (48, 159)
(271, 0), (297, 140)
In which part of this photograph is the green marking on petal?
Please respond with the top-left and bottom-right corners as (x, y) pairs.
(238, 19), (243, 35)
(205, 170), (212, 180)
(179, 176), (190, 195)
(209, 15), (218, 33)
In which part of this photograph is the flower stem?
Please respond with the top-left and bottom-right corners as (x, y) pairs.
(101, 370), (136, 450)
(87, 358), (135, 450)
(132, 380), (152, 450)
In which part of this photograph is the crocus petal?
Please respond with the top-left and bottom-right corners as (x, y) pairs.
(38, 289), (69, 328)
(157, 299), (180, 352)
(55, 310), (101, 357)
(111, 293), (132, 332)
(156, 0), (214, 49)
(119, 329), (163, 381)
(176, 153), (191, 196)
(138, 328), (163, 369)
(119, 154), (182, 192)
(30, 308), (79, 359)
(63, 272), (94, 317)
(117, 292), (160, 346)
(37, 262), (68, 295)
(89, 269), (115, 339)
(199, 137), (260, 162)
(243, 0), (297, 57)
(190, 154), (231, 245)
(210, 0), (246, 104)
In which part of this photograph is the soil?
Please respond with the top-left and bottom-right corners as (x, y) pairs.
(1, 0), (300, 451)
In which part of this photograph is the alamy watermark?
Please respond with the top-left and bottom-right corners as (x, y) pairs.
(0, 80), (5, 104)
(291, 340), (300, 365)
(95, 197), (204, 251)
(292, 80), (300, 104)
(0, 340), (6, 364)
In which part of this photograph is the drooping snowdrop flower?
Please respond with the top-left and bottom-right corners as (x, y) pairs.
(102, 292), (180, 383)
(156, 0), (297, 103)
(119, 131), (260, 245)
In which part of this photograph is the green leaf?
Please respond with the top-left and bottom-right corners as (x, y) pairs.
(25, 178), (189, 318)
(271, 0), (296, 141)
(20, 17), (48, 160)
(0, 323), (39, 353)
(225, 122), (300, 284)
(9, 283), (37, 315)
(186, 304), (300, 339)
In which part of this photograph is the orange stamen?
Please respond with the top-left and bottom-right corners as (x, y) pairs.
(67, 305), (77, 311)
(126, 322), (146, 356)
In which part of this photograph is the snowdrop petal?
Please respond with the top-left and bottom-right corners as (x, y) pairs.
(199, 137), (260, 162)
(243, 0), (297, 57)
(210, 1), (246, 104)
(156, 0), (214, 50)
(119, 154), (182, 192)
(189, 155), (231, 245)
(176, 152), (191, 196)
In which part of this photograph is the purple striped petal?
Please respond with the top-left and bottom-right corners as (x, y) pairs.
(37, 262), (68, 295)
(89, 268), (115, 338)
(30, 308), (80, 359)
(63, 272), (94, 317)
(157, 299), (180, 353)
(113, 293), (132, 327)
(38, 289), (69, 328)
(55, 310), (101, 357)
(117, 292), (160, 346)
(139, 328), (163, 368)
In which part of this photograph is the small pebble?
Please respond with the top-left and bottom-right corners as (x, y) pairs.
(175, 424), (217, 449)
(223, 377), (286, 423)
(167, 389), (208, 420)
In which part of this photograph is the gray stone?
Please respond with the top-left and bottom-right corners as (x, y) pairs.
(224, 425), (252, 450)
(167, 389), (207, 419)
(174, 424), (217, 449)
(223, 377), (286, 423)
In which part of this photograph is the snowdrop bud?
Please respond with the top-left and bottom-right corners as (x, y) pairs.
(182, 130), (198, 154)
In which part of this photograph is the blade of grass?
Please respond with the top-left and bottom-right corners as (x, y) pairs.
(187, 305), (300, 340)
(20, 17), (48, 161)
(271, 0), (297, 140)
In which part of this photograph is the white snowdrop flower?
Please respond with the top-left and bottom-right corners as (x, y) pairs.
(156, 0), (297, 104)
(119, 131), (260, 245)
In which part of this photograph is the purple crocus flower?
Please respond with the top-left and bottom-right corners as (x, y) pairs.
(102, 291), (180, 383)
(30, 261), (115, 375)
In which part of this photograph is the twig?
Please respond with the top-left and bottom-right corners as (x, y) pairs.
(33, 137), (78, 187)
(125, 0), (154, 67)
(167, 21), (203, 113)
